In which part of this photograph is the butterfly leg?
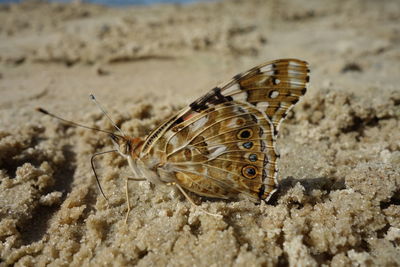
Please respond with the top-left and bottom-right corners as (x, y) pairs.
(124, 177), (146, 224)
(175, 183), (222, 218)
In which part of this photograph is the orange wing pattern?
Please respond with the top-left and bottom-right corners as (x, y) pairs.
(140, 59), (310, 201)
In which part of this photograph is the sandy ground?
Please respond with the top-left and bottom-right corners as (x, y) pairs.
(0, 0), (399, 266)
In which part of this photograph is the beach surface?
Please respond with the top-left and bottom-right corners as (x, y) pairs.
(0, 0), (399, 265)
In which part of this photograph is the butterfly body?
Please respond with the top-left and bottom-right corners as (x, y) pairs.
(113, 59), (310, 204)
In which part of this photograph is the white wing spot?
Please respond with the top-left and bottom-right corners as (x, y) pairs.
(260, 65), (273, 73)
(191, 116), (208, 132)
(169, 136), (179, 147)
(225, 83), (241, 94)
(289, 61), (302, 67)
(269, 90), (279, 99)
(208, 145), (227, 160)
(232, 91), (247, 101)
(288, 69), (302, 75)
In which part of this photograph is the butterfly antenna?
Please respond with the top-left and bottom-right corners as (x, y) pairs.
(36, 107), (116, 135)
(90, 94), (126, 137)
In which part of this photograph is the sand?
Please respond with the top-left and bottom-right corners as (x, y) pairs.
(0, 0), (399, 266)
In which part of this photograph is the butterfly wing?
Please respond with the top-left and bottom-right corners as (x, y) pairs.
(140, 59), (309, 201)
(163, 102), (279, 200)
(190, 58), (309, 136)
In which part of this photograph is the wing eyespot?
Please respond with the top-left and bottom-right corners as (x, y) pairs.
(248, 153), (258, 162)
(237, 128), (253, 139)
(242, 141), (253, 149)
(242, 165), (258, 179)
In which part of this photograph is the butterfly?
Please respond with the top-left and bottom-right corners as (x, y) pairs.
(38, 58), (309, 219)
(110, 58), (310, 217)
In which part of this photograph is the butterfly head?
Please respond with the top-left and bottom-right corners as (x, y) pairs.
(110, 134), (144, 159)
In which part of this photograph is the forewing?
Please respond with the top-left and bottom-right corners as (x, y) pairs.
(190, 58), (310, 136)
(141, 59), (309, 154)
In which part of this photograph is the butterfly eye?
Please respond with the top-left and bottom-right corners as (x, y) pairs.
(237, 129), (253, 139)
(242, 165), (258, 179)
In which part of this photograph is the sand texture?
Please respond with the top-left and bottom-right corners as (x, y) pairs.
(0, 0), (400, 266)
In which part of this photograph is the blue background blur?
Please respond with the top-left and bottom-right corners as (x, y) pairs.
(0, 0), (207, 6)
